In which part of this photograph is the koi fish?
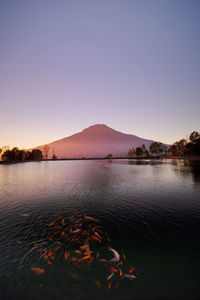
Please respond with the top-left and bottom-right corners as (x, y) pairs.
(60, 219), (65, 226)
(99, 259), (107, 263)
(107, 270), (117, 281)
(122, 253), (126, 260)
(94, 232), (102, 239)
(72, 229), (81, 233)
(91, 236), (101, 243)
(109, 266), (116, 272)
(40, 251), (47, 257)
(80, 245), (88, 250)
(64, 251), (70, 260)
(123, 274), (136, 279)
(109, 248), (120, 263)
(84, 216), (98, 222)
(108, 281), (112, 289)
(48, 221), (55, 227)
(48, 250), (53, 256)
(47, 260), (52, 265)
(78, 255), (90, 262)
(129, 267), (134, 273)
(119, 269), (123, 277)
(54, 246), (60, 252)
(96, 281), (101, 288)
(31, 267), (45, 275)
(117, 261), (123, 266)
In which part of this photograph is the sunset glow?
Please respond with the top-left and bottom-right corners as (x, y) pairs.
(1, 0), (199, 149)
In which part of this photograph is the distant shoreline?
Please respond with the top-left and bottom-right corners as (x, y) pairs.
(1, 156), (200, 164)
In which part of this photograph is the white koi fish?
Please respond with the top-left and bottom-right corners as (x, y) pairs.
(123, 274), (136, 279)
(109, 247), (120, 263)
(107, 270), (117, 281)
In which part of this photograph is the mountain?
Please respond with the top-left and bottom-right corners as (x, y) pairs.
(37, 124), (156, 158)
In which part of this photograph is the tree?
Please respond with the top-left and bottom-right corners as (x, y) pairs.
(149, 142), (167, 155)
(189, 131), (200, 143)
(128, 148), (136, 157)
(32, 149), (43, 160)
(168, 139), (187, 156)
(105, 154), (113, 159)
(135, 146), (143, 156)
(141, 144), (149, 156)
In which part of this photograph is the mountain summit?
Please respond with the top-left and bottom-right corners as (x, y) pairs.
(38, 124), (155, 158)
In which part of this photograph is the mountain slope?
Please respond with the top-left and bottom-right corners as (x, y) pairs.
(37, 124), (155, 158)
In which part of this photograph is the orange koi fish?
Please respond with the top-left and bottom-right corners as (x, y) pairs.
(64, 251), (70, 260)
(109, 266), (116, 272)
(54, 246), (60, 252)
(40, 251), (47, 257)
(31, 267), (45, 275)
(78, 255), (90, 262)
(122, 253), (126, 260)
(48, 250), (54, 257)
(80, 245), (88, 250)
(60, 219), (65, 226)
(48, 221), (55, 227)
(96, 281), (101, 288)
(129, 267), (134, 274)
(92, 236), (101, 243)
(84, 216), (98, 222)
(99, 259), (107, 263)
(117, 261), (123, 266)
(119, 269), (123, 277)
(47, 260), (52, 265)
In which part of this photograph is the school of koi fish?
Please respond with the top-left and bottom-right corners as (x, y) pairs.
(31, 213), (137, 289)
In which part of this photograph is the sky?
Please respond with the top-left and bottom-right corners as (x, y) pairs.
(0, 0), (200, 148)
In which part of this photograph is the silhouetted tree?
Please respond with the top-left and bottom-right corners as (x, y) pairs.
(32, 149), (43, 160)
(141, 144), (149, 156)
(105, 154), (113, 159)
(128, 148), (136, 157)
(189, 131), (200, 143)
(149, 142), (167, 155)
(168, 131), (200, 156)
(1, 147), (43, 161)
(135, 146), (143, 156)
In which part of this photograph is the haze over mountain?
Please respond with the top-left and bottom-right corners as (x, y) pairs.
(35, 124), (158, 159)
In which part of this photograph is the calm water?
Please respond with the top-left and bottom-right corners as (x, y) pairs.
(0, 159), (200, 300)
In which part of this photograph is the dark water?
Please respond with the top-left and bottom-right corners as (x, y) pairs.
(0, 159), (200, 300)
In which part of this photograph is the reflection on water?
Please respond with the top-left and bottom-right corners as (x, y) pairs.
(0, 159), (200, 300)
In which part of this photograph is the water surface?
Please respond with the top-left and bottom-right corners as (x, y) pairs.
(0, 159), (200, 300)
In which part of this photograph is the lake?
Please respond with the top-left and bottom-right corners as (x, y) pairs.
(0, 159), (200, 300)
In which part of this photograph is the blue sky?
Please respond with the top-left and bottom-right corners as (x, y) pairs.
(0, 0), (200, 148)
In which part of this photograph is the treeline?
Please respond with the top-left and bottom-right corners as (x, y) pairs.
(168, 131), (200, 156)
(127, 131), (200, 157)
(128, 142), (168, 157)
(0, 147), (43, 161)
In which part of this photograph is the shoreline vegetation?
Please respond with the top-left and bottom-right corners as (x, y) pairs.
(1, 156), (200, 165)
(1, 131), (200, 164)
